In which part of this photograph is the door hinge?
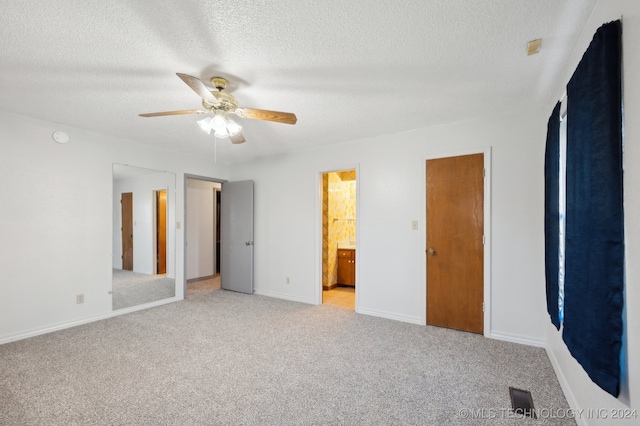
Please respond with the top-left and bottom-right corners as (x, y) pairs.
(482, 302), (485, 312)
(483, 168), (486, 177)
(482, 235), (485, 245)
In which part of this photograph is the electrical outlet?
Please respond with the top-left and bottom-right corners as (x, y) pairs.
(286, 277), (291, 284)
(76, 294), (84, 304)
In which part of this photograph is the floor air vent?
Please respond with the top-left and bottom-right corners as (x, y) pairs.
(509, 387), (536, 418)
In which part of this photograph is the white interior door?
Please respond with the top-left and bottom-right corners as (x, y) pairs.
(221, 180), (254, 294)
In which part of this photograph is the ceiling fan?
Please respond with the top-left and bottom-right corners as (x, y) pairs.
(139, 73), (297, 144)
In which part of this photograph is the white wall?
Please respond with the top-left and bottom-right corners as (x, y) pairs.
(544, 0), (639, 423)
(229, 106), (548, 345)
(186, 179), (219, 280)
(113, 171), (176, 277)
(0, 110), (230, 343)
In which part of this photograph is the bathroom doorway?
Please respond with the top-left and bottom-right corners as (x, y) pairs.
(321, 169), (357, 310)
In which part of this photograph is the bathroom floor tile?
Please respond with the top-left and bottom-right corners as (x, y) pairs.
(322, 286), (355, 310)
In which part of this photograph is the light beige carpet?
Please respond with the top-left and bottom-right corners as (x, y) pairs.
(0, 283), (575, 425)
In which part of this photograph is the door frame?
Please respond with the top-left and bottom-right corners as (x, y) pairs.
(183, 173), (227, 299)
(315, 164), (360, 309)
(423, 147), (492, 336)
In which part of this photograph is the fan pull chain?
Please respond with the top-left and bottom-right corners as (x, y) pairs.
(214, 134), (217, 164)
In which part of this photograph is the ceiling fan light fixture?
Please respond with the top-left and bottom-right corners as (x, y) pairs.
(226, 118), (242, 136)
(206, 112), (242, 138)
(214, 127), (229, 138)
(211, 112), (229, 137)
(197, 116), (213, 134)
(212, 112), (227, 130)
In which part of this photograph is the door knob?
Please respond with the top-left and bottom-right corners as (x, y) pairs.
(428, 248), (436, 255)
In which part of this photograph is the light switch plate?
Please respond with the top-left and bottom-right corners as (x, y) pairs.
(411, 220), (419, 230)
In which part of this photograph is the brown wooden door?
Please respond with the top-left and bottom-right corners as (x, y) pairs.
(121, 192), (133, 271)
(156, 190), (167, 274)
(426, 154), (484, 334)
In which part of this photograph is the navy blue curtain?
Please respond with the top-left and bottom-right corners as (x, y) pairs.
(564, 20), (624, 397)
(544, 102), (561, 330)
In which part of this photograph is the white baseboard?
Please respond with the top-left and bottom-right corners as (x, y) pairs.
(545, 346), (586, 426)
(187, 274), (216, 283)
(356, 307), (423, 325)
(0, 296), (181, 346)
(488, 330), (545, 348)
(253, 289), (316, 305)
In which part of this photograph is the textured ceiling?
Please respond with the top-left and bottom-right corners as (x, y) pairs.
(0, 0), (596, 164)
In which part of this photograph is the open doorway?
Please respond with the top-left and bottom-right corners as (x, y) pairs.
(184, 175), (256, 299)
(185, 177), (222, 297)
(321, 169), (357, 310)
(121, 192), (133, 271)
(154, 189), (167, 274)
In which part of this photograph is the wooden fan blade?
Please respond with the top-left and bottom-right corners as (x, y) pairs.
(235, 107), (297, 125)
(230, 131), (246, 144)
(139, 109), (207, 117)
(176, 73), (220, 106)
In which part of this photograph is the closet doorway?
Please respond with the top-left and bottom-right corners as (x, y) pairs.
(321, 169), (357, 310)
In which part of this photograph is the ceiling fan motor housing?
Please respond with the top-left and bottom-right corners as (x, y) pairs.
(211, 77), (228, 90)
(203, 91), (237, 112)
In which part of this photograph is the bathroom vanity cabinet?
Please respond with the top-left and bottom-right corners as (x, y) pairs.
(337, 249), (356, 286)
